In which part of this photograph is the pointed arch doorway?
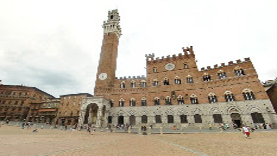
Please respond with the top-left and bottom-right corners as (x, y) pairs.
(229, 108), (242, 128)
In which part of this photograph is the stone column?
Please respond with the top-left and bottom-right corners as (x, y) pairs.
(88, 107), (93, 125)
(96, 105), (103, 128)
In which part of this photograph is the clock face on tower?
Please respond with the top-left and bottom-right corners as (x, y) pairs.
(165, 63), (175, 70)
(99, 73), (107, 80)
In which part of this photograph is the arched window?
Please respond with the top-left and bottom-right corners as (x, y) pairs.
(120, 81), (125, 88)
(174, 76), (181, 84)
(129, 98), (136, 106)
(140, 80), (146, 87)
(165, 96), (172, 105)
(153, 79), (159, 86)
(234, 66), (245, 76)
(218, 70), (227, 79)
(224, 91), (235, 102)
(186, 75), (194, 83)
(203, 73), (211, 81)
(208, 93), (217, 103)
(119, 98), (125, 107)
(177, 95), (184, 105)
(141, 97), (147, 106)
(242, 89), (255, 100)
(131, 80), (136, 88)
(164, 77), (169, 85)
(190, 94), (198, 104)
(184, 63), (188, 69)
(153, 67), (157, 73)
(154, 97), (160, 105)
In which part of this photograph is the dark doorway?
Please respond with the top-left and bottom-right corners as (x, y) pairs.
(130, 115), (135, 125)
(108, 116), (112, 124)
(118, 116), (124, 125)
(231, 113), (242, 127)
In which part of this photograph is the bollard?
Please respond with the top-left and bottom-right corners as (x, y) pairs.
(148, 127), (151, 135)
(128, 126), (131, 134)
(199, 127), (202, 133)
(160, 127), (163, 135)
(50, 126), (52, 129)
(41, 125), (44, 129)
(138, 127), (141, 135)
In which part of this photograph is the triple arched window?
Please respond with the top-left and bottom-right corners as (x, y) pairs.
(190, 94), (198, 104)
(165, 96), (172, 105)
(153, 79), (159, 86)
(129, 98), (136, 106)
(164, 77), (169, 85)
(131, 80), (136, 88)
(234, 66), (245, 76)
(177, 95), (184, 105)
(208, 93), (217, 103)
(120, 81), (125, 88)
(140, 80), (147, 87)
(119, 98), (125, 107)
(154, 97), (160, 105)
(186, 75), (194, 83)
(242, 89), (255, 100)
(218, 70), (227, 79)
(203, 73), (211, 81)
(224, 91), (235, 102)
(141, 97), (147, 106)
(174, 76), (181, 84)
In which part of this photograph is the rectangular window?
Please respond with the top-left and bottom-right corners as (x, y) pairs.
(155, 115), (162, 123)
(251, 113), (265, 123)
(194, 114), (202, 123)
(141, 115), (148, 123)
(168, 115), (174, 123)
(213, 114), (223, 123)
(180, 115), (188, 123)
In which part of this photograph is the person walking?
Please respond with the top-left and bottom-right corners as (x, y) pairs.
(242, 125), (251, 138)
(87, 126), (91, 134)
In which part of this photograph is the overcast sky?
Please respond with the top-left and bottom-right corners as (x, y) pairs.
(0, 0), (277, 97)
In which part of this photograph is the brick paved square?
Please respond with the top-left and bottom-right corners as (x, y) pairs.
(1, 125), (277, 156)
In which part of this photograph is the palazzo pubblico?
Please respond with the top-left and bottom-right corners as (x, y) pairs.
(77, 9), (277, 129)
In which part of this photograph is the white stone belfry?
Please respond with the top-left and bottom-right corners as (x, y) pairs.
(103, 9), (122, 38)
(78, 96), (110, 128)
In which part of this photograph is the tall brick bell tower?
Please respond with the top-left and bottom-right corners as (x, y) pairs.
(94, 9), (121, 96)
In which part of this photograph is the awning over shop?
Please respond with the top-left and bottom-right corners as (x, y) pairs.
(38, 109), (57, 112)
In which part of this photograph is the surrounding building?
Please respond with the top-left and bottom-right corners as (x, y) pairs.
(0, 85), (54, 121)
(264, 79), (277, 113)
(57, 93), (93, 126)
(27, 98), (60, 124)
(79, 9), (277, 128)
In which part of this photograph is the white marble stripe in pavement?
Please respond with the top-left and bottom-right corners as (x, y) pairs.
(159, 139), (210, 156)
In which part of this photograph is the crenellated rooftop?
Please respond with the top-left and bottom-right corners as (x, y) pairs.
(200, 58), (251, 71)
(115, 75), (146, 80)
(145, 46), (195, 62)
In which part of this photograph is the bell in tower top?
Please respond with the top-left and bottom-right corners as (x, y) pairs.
(103, 9), (122, 38)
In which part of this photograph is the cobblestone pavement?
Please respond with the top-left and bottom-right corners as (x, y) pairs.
(1, 124), (277, 156)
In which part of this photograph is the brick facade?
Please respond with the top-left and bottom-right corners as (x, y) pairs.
(89, 9), (277, 128)
(0, 85), (54, 121)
